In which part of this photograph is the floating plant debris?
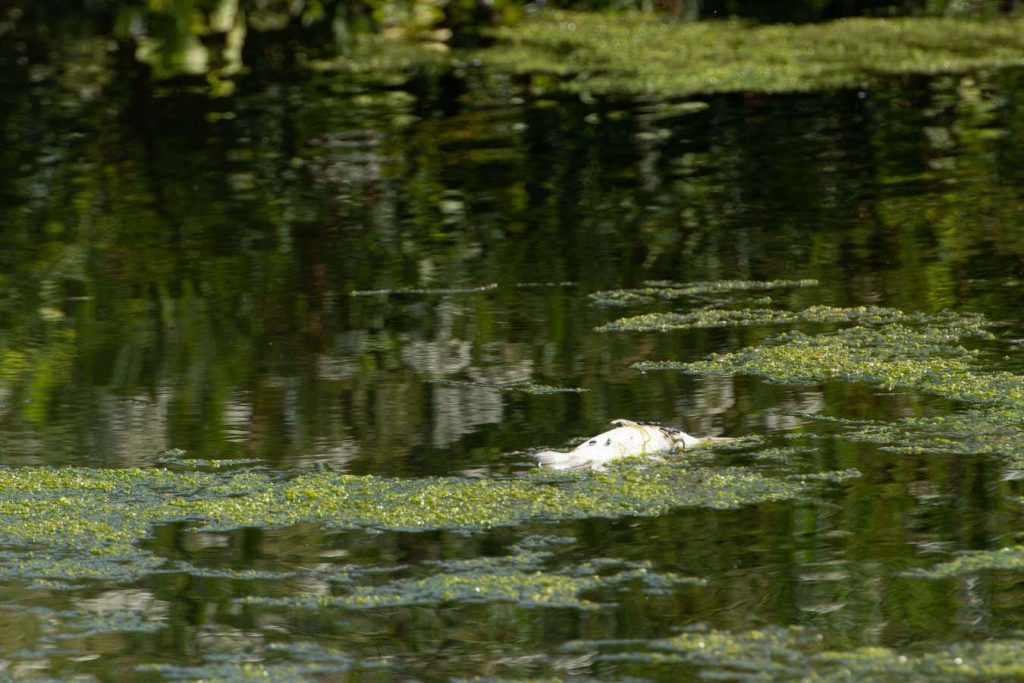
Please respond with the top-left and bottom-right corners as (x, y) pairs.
(631, 308), (1024, 466)
(634, 317), (998, 396)
(809, 409), (1024, 465)
(907, 546), (1024, 579)
(748, 446), (816, 463)
(168, 564), (300, 581)
(485, 11), (1024, 97)
(138, 660), (354, 681)
(600, 305), (986, 333)
(0, 462), (807, 585)
(350, 283), (498, 297)
(153, 451), (264, 470)
(240, 552), (704, 611)
(0, 550), (167, 585)
(599, 308), (799, 331)
(0, 599), (169, 646)
(514, 281), (578, 289)
(244, 568), (604, 610)
(137, 640), (355, 680)
(570, 625), (1024, 680)
(788, 468), (861, 483)
(589, 278), (818, 307)
(432, 379), (588, 394)
(48, 606), (166, 640)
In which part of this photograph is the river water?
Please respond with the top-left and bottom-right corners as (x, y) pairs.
(2, 34), (1024, 680)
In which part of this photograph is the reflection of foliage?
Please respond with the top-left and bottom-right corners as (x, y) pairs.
(2, 14), (1024, 472)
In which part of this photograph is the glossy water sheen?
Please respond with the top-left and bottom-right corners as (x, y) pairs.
(2, 39), (1024, 681)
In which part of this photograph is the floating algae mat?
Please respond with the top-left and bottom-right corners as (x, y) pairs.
(905, 545), (1024, 579)
(634, 310), (1002, 398)
(350, 283), (498, 297)
(9, 19), (1024, 678)
(568, 626), (1024, 681)
(483, 10), (1024, 96)
(631, 307), (1024, 457)
(431, 378), (588, 394)
(801, 409), (1024, 466)
(0, 462), (813, 675)
(0, 463), (807, 584)
(597, 304), (974, 332)
(589, 279), (819, 307)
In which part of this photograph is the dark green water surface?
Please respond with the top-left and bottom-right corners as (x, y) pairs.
(2, 39), (1024, 681)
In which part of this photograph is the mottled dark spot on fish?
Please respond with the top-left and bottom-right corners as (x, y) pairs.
(606, 438), (612, 446)
(588, 440), (597, 446)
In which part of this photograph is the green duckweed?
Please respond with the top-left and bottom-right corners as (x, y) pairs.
(589, 279), (818, 307)
(630, 307), (1024, 471)
(602, 305), (989, 333)
(571, 626), (1024, 680)
(0, 462), (806, 583)
(636, 320), (1005, 402)
(907, 546), (1024, 579)
(350, 283), (498, 297)
(138, 660), (353, 682)
(810, 409), (1024, 465)
(600, 307), (800, 332)
(484, 11), (1024, 97)
(432, 378), (588, 394)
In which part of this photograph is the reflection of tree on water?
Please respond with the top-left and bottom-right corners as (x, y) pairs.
(2, 36), (1024, 471)
(399, 301), (529, 448)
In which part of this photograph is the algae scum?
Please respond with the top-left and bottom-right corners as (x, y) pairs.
(9, 284), (1024, 679)
(7, 5), (1024, 680)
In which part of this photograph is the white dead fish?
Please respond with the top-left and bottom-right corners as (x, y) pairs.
(531, 419), (711, 471)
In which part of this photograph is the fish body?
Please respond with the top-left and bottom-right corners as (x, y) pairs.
(532, 419), (706, 471)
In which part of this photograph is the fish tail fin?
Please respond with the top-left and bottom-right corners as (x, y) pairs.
(532, 450), (572, 469)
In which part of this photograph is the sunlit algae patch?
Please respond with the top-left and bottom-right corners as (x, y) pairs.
(589, 279), (818, 307)
(626, 305), (1024, 458)
(625, 302), (1024, 579)
(904, 545), (1024, 579)
(0, 463), (805, 583)
(484, 10), (1024, 97)
(631, 308), (1024, 462)
(568, 625), (1024, 681)
(601, 305), (988, 333)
